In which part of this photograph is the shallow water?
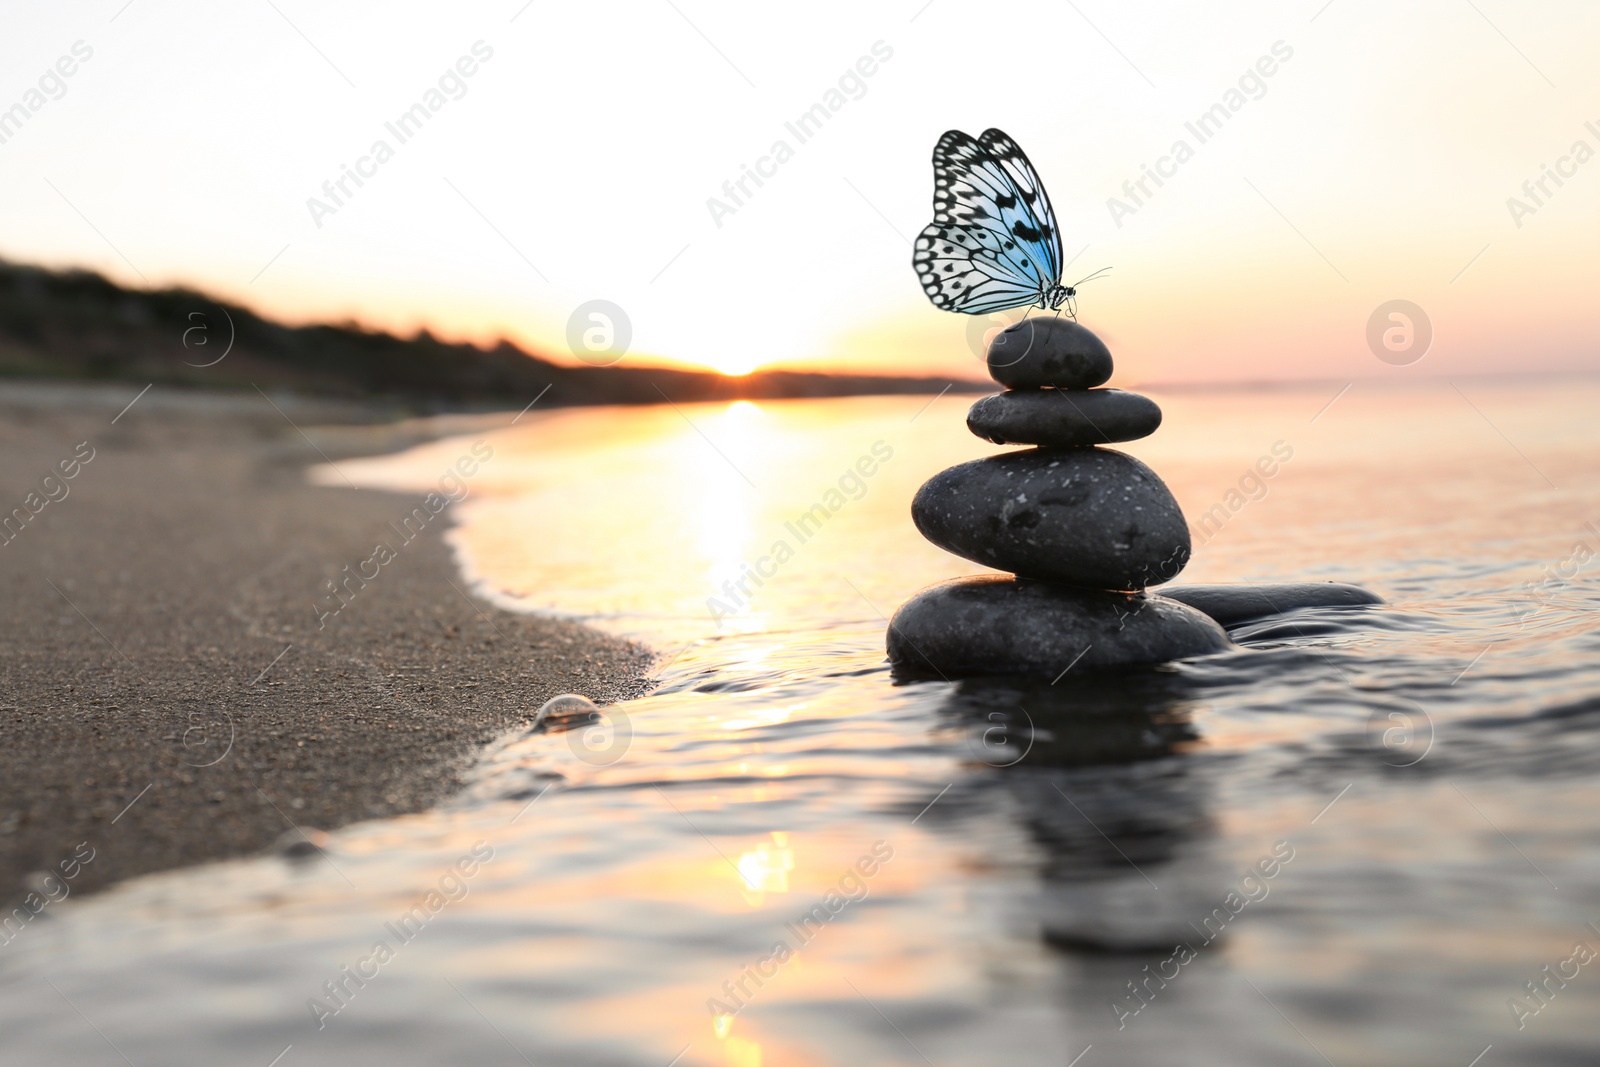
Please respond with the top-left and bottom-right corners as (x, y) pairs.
(5, 382), (1600, 1066)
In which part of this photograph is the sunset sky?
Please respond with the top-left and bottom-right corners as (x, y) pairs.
(1, 0), (1595, 383)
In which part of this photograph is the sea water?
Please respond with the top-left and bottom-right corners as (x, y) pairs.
(3, 382), (1599, 1066)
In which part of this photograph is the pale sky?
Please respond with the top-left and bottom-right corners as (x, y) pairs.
(1, 0), (1596, 382)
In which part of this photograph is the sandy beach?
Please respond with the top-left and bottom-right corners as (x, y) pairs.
(0, 382), (653, 909)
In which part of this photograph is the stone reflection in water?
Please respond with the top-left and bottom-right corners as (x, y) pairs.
(944, 671), (1203, 769)
(939, 672), (1237, 954)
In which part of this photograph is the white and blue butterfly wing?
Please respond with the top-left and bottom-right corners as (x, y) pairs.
(913, 220), (1051, 315)
(912, 129), (1062, 314)
(978, 128), (1062, 284)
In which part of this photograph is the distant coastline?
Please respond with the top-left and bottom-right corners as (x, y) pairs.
(0, 258), (980, 410)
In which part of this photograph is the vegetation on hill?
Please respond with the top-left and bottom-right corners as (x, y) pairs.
(0, 260), (970, 409)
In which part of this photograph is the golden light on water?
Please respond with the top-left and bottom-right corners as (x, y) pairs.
(736, 833), (795, 896)
(722, 1033), (764, 1067)
(722, 701), (801, 733)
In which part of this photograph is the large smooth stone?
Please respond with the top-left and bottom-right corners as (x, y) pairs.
(887, 575), (1231, 678)
(968, 388), (1161, 447)
(1157, 582), (1383, 627)
(987, 318), (1112, 389)
(912, 448), (1191, 590)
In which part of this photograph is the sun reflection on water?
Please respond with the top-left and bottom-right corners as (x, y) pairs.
(722, 1033), (763, 1067)
(737, 832), (794, 897)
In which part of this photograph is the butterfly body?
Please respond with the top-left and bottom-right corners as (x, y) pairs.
(913, 128), (1076, 316)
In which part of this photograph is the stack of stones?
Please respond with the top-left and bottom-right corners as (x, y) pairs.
(887, 318), (1231, 677)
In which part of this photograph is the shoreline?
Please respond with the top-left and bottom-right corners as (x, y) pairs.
(0, 382), (655, 910)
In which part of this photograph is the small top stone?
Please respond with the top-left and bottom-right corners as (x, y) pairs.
(967, 388), (1161, 448)
(987, 318), (1112, 390)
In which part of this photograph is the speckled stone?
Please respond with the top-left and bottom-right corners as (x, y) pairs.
(1157, 582), (1384, 627)
(887, 575), (1231, 678)
(987, 318), (1113, 390)
(911, 447), (1191, 590)
(967, 388), (1162, 448)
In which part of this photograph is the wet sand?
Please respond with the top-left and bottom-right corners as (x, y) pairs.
(0, 382), (653, 908)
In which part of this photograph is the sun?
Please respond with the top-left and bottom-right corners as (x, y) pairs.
(705, 354), (762, 376)
(686, 336), (766, 377)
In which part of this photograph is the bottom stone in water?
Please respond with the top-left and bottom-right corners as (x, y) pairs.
(887, 575), (1231, 679)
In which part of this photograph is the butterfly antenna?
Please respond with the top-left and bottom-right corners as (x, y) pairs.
(1070, 266), (1113, 288)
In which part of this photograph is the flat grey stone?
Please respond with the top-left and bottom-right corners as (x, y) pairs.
(1157, 582), (1383, 627)
(887, 575), (1231, 678)
(987, 318), (1112, 389)
(968, 388), (1161, 447)
(912, 447), (1191, 590)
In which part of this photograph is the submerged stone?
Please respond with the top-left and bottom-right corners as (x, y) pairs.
(967, 388), (1162, 448)
(1157, 582), (1384, 627)
(911, 447), (1191, 590)
(986, 318), (1113, 390)
(887, 575), (1231, 678)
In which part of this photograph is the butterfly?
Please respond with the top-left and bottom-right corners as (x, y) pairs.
(913, 128), (1091, 316)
